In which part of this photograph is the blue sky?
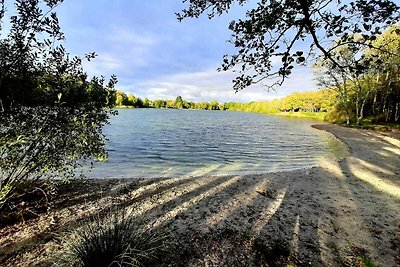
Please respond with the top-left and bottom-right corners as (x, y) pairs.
(56, 0), (316, 102)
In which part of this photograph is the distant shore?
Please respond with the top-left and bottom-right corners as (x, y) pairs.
(1, 124), (399, 266)
(115, 105), (327, 120)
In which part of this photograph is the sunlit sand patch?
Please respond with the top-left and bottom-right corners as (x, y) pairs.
(149, 176), (242, 228)
(252, 187), (287, 235)
(125, 176), (186, 199)
(34, 179), (179, 227)
(351, 157), (395, 175)
(292, 215), (300, 255)
(360, 132), (370, 137)
(318, 159), (346, 179)
(375, 150), (392, 157)
(205, 178), (271, 227)
(323, 167), (383, 260)
(218, 162), (245, 172)
(347, 158), (400, 197)
(382, 146), (400, 156)
(380, 135), (400, 148)
(185, 164), (221, 177)
(125, 175), (230, 218)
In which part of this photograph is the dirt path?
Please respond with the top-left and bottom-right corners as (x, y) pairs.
(0, 124), (399, 266)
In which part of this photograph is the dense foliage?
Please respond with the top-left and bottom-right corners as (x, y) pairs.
(175, 0), (400, 124)
(315, 26), (400, 124)
(0, 0), (116, 214)
(115, 91), (221, 110)
(114, 89), (336, 117)
(178, 0), (400, 92)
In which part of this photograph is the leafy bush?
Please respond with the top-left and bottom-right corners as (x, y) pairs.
(59, 208), (169, 267)
(324, 106), (351, 123)
(0, 106), (111, 210)
(0, 1), (116, 216)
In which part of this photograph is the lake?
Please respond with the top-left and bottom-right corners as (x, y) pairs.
(87, 109), (347, 178)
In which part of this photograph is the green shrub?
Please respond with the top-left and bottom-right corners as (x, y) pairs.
(0, 0), (116, 217)
(58, 208), (169, 267)
(324, 106), (350, 123)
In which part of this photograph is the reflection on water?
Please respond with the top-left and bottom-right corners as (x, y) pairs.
(87, 109), (347, 178)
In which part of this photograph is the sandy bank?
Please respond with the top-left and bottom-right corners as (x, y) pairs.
(0, 124), (399, 266)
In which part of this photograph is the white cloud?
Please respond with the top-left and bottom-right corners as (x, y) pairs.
(104, 28), (160, 71)
(119, 66), (317, 103)
(83, 53), (122, 76)
(107, 27), (158, 47)
(82, 27), (161, 77)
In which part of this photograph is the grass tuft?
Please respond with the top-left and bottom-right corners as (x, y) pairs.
(355, 256), (377, 267)
(58, 207), (169, 267)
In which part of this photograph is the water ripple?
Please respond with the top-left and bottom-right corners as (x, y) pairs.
(87, 109), (346, 178)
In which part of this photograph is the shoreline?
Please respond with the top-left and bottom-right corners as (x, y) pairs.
(1, 124), (399, 266)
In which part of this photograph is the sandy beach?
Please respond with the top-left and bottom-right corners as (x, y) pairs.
(0, 124), (399, 266)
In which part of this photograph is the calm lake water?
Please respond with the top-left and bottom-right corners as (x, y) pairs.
(88, 109), (346, 178)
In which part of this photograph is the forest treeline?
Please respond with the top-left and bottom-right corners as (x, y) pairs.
(115, 89), (336, 115)
(314, 25), (400, 124)
(116, 26), (400, 125)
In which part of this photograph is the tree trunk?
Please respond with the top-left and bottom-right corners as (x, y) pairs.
(0, 78), (3, 112)
(372, 93), (377, 116)
(357, 91), (370, 125)
(355, 94), (360, 125)
(382, 93), (389, 122)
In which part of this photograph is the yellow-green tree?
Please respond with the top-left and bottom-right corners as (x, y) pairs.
(115, 91), (128, 106)
(365, 26), (400, 122)
(175, 96), (184, 109)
